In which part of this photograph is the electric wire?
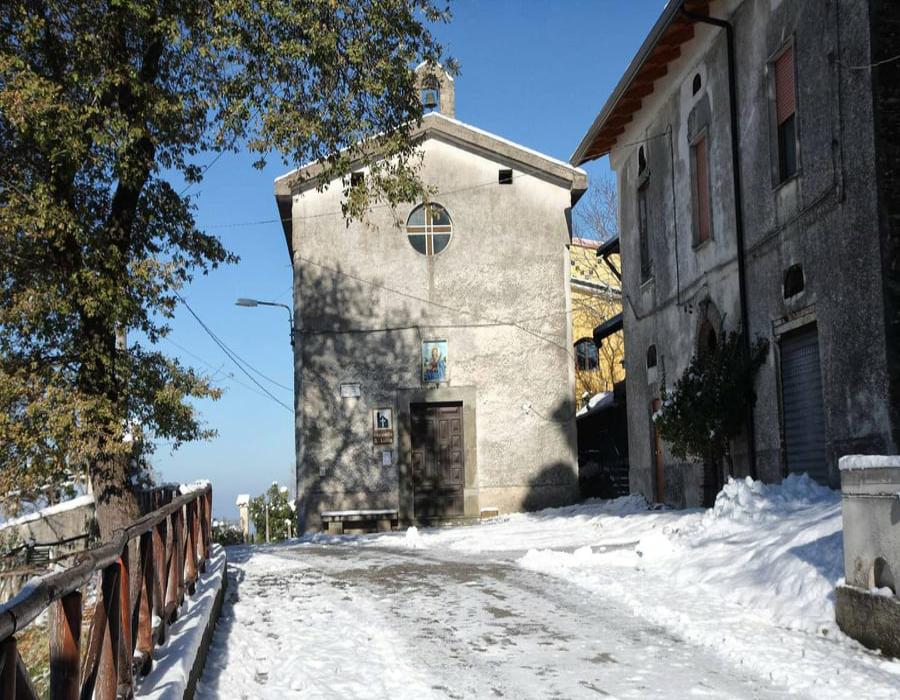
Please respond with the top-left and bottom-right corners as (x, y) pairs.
(174, 292), (293, 412)
(294, 254), (572, 355)
(168, 307), (293, 393)
(162, 336), (293, 405)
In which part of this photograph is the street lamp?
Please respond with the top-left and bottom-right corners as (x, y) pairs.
(235, 298), (294, 346)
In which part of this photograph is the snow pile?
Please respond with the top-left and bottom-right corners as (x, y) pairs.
(371, 494), (653, 554)
(521, 475), (844, 635)
(644, 474), (844, 634)
(402, 526), (426, 549)
(706, 473), (838, 523)
(513, 475), (900, 696)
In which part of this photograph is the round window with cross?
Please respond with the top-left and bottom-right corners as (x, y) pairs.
(406, 203), (453, 256)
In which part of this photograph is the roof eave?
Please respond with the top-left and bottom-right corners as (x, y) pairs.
(570, 0), (712, 166)
(276, 113), (587, 197)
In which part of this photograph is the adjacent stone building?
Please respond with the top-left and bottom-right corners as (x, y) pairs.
(276, 66), (587, 532)
(572, 0), (900, 506)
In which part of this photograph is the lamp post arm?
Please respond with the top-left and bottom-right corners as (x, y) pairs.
(235, 297), (295, 346)
(254, 301), (294, 346)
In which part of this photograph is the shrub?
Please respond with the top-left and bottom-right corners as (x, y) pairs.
(211, 520), (244, 546)
(654, 331), (768, 470)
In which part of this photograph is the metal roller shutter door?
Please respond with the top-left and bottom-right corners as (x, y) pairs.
(780, 326), (828, 484)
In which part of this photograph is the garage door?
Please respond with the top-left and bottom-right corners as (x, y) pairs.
(780, 325), (828, 484)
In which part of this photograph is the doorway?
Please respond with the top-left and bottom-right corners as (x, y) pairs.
(780, 324), (828, 484)
(410, 402), (465, 518)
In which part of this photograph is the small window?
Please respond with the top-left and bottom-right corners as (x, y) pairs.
(406, 203), (452, 256)
(775, 44), (798, 182)
(498, 169), (513, 185)
(638, 146), (647, 174)
(350, 172), (364, 188)
(575, 339), (599, 371)
(638, 181), (652, 282)
(783, 264), (805, 298)
(692, 73), (702, 95)
(692, 133), (711, 245)
(646, 345), (657, 369)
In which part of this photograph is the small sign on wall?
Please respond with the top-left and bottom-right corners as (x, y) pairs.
(373, 408), (394, 445)
(340, 383), (361, 398)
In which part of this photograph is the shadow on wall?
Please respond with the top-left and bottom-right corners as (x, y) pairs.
(521, 396), (579, 512)
(297, 262), (583, 525)
(296, 261), (422, 529)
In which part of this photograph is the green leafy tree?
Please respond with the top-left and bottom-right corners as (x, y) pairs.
(0, 0), (451, 538)
(654, 331), (769, 476)
(248, 482), (294, 542)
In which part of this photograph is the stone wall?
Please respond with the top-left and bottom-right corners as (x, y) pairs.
(610, 0), (896, 507)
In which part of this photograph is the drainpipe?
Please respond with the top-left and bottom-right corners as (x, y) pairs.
(679, 3), (758, 480)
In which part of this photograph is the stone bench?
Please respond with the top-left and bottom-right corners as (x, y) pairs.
(321, 509), (399, 535)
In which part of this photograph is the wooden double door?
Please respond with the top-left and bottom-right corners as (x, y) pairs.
(410, 402), (465, 518)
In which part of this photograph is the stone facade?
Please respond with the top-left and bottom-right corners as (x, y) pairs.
(573, 0), (900, 507)
(275, 69), (587, 532)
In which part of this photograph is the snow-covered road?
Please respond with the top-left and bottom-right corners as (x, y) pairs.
(197, 477), (900, 698)
(197, 541), (786, 699)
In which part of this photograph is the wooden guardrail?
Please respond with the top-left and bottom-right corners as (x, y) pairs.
(0, 484), (212, 699)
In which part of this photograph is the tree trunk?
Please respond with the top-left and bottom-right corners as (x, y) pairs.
(91, 453), (141, 542)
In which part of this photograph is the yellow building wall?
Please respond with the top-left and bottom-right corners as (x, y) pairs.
(569, 239), (625, 408)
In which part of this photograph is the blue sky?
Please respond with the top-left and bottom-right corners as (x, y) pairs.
(152, 2), (664, 520)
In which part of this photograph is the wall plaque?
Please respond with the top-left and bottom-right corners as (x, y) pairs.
(340, 383), (361, 398)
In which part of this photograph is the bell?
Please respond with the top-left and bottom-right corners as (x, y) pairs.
(421, 89), (439, 111)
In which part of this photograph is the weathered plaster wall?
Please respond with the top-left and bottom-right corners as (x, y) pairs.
(610, 0), (893, 507)
(870, 0), (900, 454)
(290, 137), (579, 531)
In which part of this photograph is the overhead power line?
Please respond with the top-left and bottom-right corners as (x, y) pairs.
(174, 292), (293, 413)
(162, 336), (293, 406)
(294, 254), (573, 356)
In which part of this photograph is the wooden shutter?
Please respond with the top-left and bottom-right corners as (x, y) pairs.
(694, 135), (711, 243)
(775, 45), (795, 125)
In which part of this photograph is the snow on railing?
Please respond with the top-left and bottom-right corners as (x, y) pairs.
(0, 484), (212, 699)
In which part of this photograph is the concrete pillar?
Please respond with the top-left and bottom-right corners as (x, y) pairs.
(235, 494), (250, 543)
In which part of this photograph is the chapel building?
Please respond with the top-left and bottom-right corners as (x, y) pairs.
(275, 65), (588, 532)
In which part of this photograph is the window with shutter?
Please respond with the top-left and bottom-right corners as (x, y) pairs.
(774, 45), (798, 181)
(692, 134), (711, 244)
